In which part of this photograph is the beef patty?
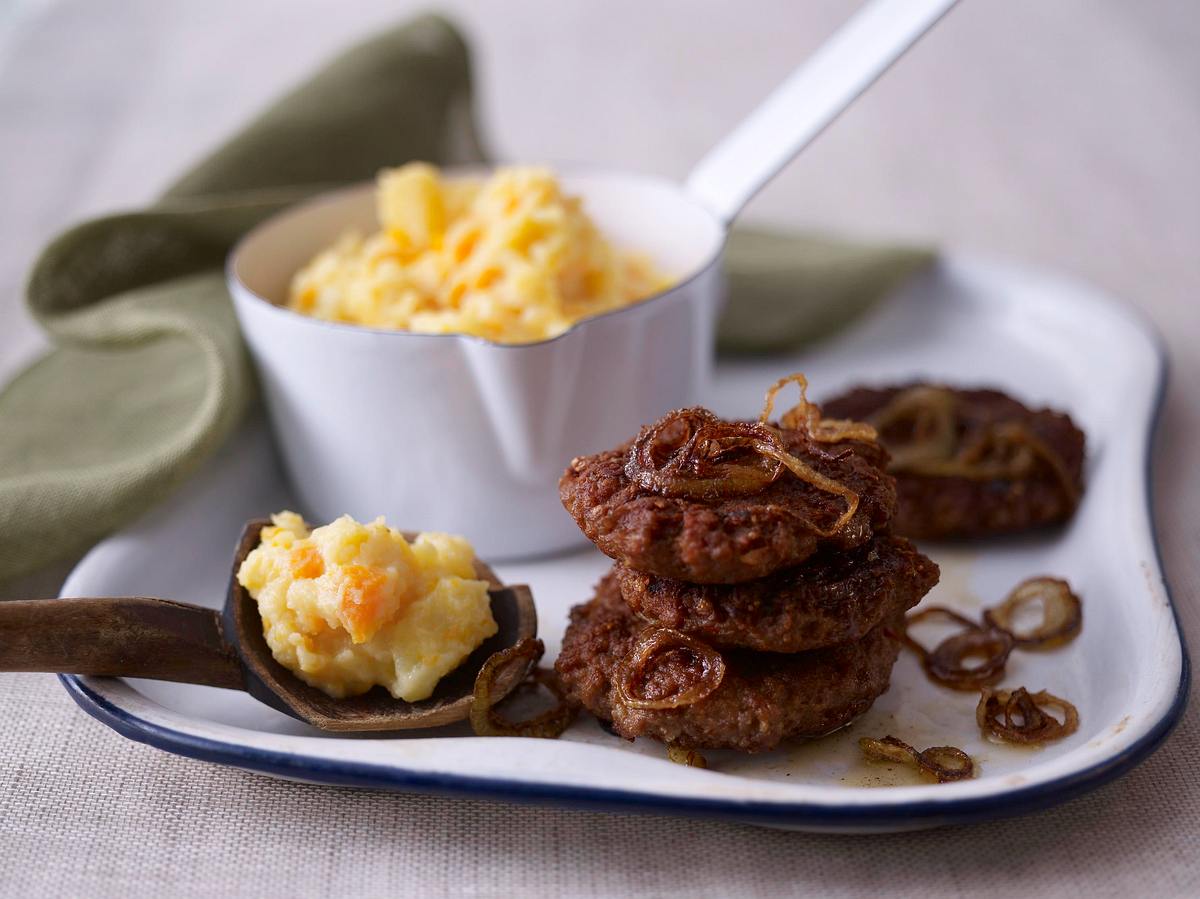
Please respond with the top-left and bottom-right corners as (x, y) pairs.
(823, 384), (1085, 540)
(616, 535), (938, 653)
(555, 571), (902, 752)
(559, 423), (896, 584)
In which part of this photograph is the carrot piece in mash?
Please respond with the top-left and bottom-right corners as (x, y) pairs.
(337, 564), (392, 643)
(289, 545), (325, 580)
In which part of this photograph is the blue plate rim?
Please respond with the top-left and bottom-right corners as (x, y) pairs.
(61, 650), (1187, 828)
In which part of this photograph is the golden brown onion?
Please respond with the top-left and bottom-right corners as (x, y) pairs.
(470, 638), (579, 738)
(977, 687), (1079, 744)
(749, 437), (860, 535)
(916, 746), (975, 782)
(761, 373), (878, 444)
(984, 576), (1082, 650)
(953, 422), (1080, 501)
(925, 629), (1014, 691)
(624, 403), (862, 536)
(614, 627), (726, 711)
(902, 607), (1014, 691)
(904, 605), (980, 633)
(859, 735), (976, 783)
(859, 735), (921, 766)
(868, 387), (1079, 501)
(868, 385), (959, 472)
(625, 409), (781, 498)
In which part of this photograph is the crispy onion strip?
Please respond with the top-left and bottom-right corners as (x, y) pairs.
(868, 385), (958, 471)
(470, 638), (579, 738)
(859, 735), (975, 783)
(626, 400), (863, 536)
(859, 735), (920, 766)
(984, 576), (1082, 650)
(926, 630), (1014, 691)
(904, 606), (979, 632)
(750, 437), (861, 536)
(760, 373), (878, 444)
(902, 606), (1014, 691)
(916, 746), (975, 782)
(868, 387), (1079, 502)
(977, 687), (1080, 745)
(614, 627), (726, 711)
(955, 422), (1082, 503)
(626, 409), (781, 499)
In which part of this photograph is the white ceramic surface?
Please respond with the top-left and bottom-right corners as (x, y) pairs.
(64, 255), (1186, 831)
(228, 172), (725, 559)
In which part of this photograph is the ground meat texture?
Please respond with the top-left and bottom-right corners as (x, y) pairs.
(823, 384), (1086, 540)
(559, 426), (896, 584)
(555, 571), (902, 752)
(616, 536), (938, 653)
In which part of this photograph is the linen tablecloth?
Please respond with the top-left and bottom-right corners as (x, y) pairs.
(2, 1), (1198, 896)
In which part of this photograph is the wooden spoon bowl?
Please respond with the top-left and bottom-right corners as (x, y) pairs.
(0, 518), (537, 733)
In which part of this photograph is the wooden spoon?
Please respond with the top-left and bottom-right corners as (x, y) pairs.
(0, 518), (538, 732)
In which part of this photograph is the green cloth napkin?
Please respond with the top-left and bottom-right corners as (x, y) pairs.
(0, 14), (932, 583)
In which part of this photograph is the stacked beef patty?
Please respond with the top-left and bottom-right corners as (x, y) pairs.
(555, 400), (940, 753)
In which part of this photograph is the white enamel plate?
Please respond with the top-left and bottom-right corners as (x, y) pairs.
(60, 255), (1188, 832)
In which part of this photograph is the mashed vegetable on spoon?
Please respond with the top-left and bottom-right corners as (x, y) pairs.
(237, 512), (496, 702)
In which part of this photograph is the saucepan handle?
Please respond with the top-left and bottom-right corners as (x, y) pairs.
(684, 0), (959, 225)
(0, 597), (245, 690)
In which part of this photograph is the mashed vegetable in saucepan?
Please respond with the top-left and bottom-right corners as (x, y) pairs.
(287, 163), (669, 343)
(236, 511), (497, 701)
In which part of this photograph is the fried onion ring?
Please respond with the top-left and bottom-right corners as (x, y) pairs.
(625, 409), (779, 498)
(867, 384), (959, 470)
(868, 386), (1080, 503)
(624, 406), (862, 536)
(902, 606), (1014, 691)
(614, 627), (726, 710)
(904, 606), (979, 632)
(470, 638), (579, 738)
(976, 687), (1079, 744)
(859, 735), (975, 783)
(916, 745), (975, 782)
(761, 373), (878, 444)
(984, 576), (1082, 650)
(859, 735), (920, 766)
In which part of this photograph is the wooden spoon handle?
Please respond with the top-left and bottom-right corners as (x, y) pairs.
(0, 597), (245, 690)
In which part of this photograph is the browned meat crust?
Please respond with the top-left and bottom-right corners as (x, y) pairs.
(616, 536), (938, 653)
(822, 384), (1086, 540)
(555, 571), (902, 752)
(558, 425), (896, 584)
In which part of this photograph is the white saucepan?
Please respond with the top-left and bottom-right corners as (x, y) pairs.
(228, 0), (959, 557)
